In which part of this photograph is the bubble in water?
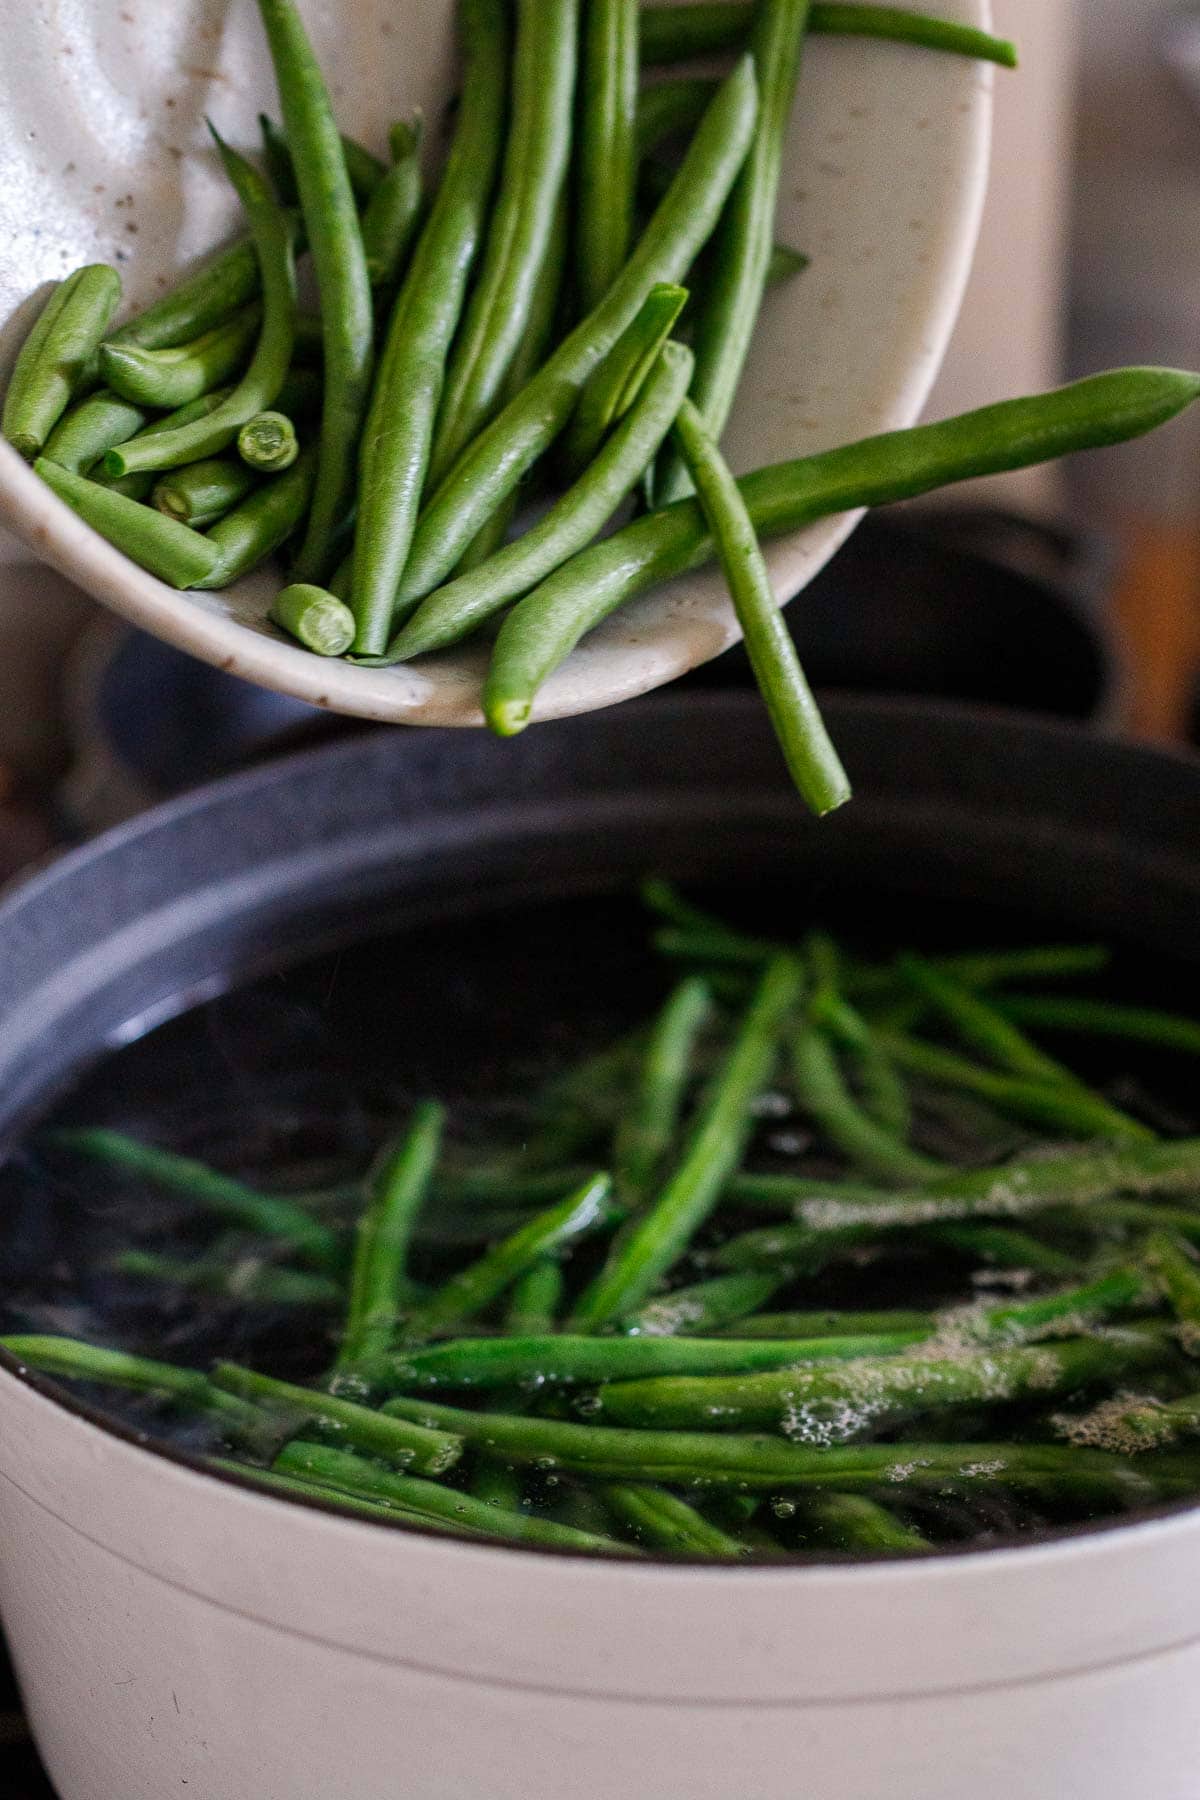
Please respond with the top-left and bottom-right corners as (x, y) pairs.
(771, 1499), (796, 1519)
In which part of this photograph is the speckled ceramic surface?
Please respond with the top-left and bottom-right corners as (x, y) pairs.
(0, 1), (992, 726)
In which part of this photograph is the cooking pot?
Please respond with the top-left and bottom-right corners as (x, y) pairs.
(0, 693), (1198, 1800)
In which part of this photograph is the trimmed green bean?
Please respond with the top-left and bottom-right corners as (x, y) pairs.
(725, 1170), (916, 1211)
(792, 1024), (943, 1182)
(639, 2), (1018, 68)
(803, 1492), (929, 1554)
(108, 238), (263, 352)
(387, 1327), (925, 1391)
(336, 1102), (444, 1374)
(99, 303), (262, 410)
(656, 0), (811, 507)
(275, 1441), (634, 1555)
(627, 1272), (782, 1336)
(258, 113), (386, 209)
(238, 409), (299, 472)
(105, 136), (296, 477)
(87, 387), (236, 499)
(967, 1268), (1152, 1343)
(381, 1395), (1175, 1501)
(33, 458), (220, 589)
(405, 1171), (618, 1338)
(212, 1362), (462, 1475)
(114, 1249), (342, 1309)
(215, 1456), (501, 1539)
(593, 1328), (1171, 1433)
(387, 338), (694, 664)
(560, 282), (689, 479)
(270, 581), (356, 655)
(349, 0), (510, 654)
(571, 954), (804, 1326)
(601, 1482), (747, 1556)
(46, 1127), (339, 1267)
(42, 388), (150, 474)
(4, 266), (122, 459)
(995, 994), (1200, 1058)
(668, 394), (849, 810)
(577, 0), (639, 313)
(196, 446), (316, 588)
(255, 0), (374, 582)
(897, 952), (1094, 1089)
(876, 1028), (1154, 1143)
(1, 1335), (266, 1439)
(362, 119), (425, 294)
(394, 55), (760, 608)
(152, 456), (256, 528)
(481, 369), (1200, 707)
(922, 1222), (1080, 1279)
(721, 1308), (935, 1339)
(428, 0), (579, 489)
(615, 976), (712, 1209)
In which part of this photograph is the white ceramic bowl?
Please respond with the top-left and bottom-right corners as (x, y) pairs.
(0, 0), (991, 725)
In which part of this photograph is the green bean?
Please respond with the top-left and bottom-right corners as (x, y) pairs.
(559, 283), (689, 480)
(852, 944), (1115, 1000)
(269, 581), (356, 655)
(42, 388), (151, 474)
(601, 1482), (746, 1556)
(1, 1335), (266, 1438)
(725, 1171), (917, 1211)
(349, 0), (510, 655)
(505, 1259), (566, 1336)
(108, 238), (265, 352)
(792, 1024), (943, 1182)
(803, 1492), (929, 1554)
(274, 1441), (634, 1555)
(387, 339), (694, 664)
(807, 932), (910, 1137)
(656, 0), (811, 507)
(212, 1362), (462, 1475)
(577, 0), (639, 313)
(4, 266), (122, 459)
(237, 410), (299, 472)
(387, 1327), (925, 1391)
(381, 1395), (1174, 1502)
(721, 1309), (936, 1339)
(361, 120), (424, 295)
(32, 459), (219, 589)
(428, 0), (579, 490)
(45, 1127), (340, 1267)
(571, 954), (803, 1327)
(967, 1268), (1153, 1344)
(113, 1249), (342, 1309)
(83, 387), (234, 499)
(152, 456), (256, 529)
(876, 1028), (1154, 1144)
(626, 1272), (782, 1336)
(1145, 1232), (1200, 1351)
(99, 303), (262, 410)
(255, 0), (374, 583)
(482, 369), (1200, 707)
(995, 995), (1200, 1058)
(922, 1222), (1080, 1279)
(258, 113), (386, 209)
(470, 1459), (526, 1511)
(405, 1171), (618, 1339)
(213, 1456), (499, 1539)
(105, 137), (297, 477)
(336, 1102), (444, 1375)
(196, 446), (316, 588)
(614, 976), (712, 1209)
(394, 55), (759, 609)
(639, 2), (1018, 67)
(593, 1327), (1171, 1433)
(897, 953), (1092, 1090)
(680, 397), (851, 805)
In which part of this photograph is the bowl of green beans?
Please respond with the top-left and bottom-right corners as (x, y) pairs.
(0, 0), (1018, 782)
(1, 692), (1200, 1798)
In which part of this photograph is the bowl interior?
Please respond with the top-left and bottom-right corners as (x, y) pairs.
(0, 0), (991, 724)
